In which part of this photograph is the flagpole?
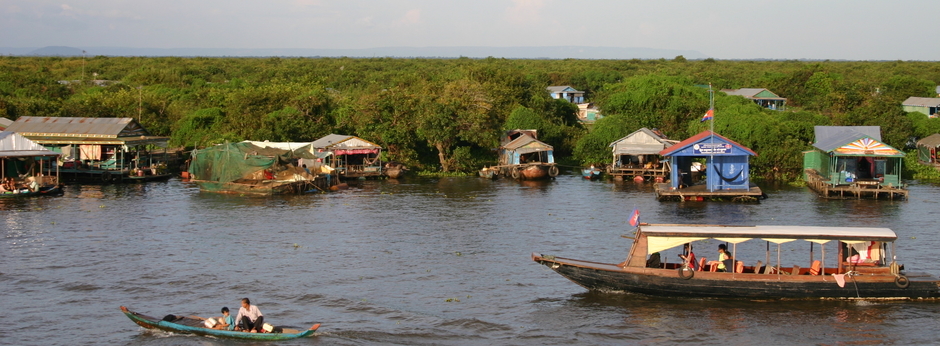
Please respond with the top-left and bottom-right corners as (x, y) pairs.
(709, 84), (714, 192)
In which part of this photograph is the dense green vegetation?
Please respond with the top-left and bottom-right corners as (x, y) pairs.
(3, 56), (940, 180)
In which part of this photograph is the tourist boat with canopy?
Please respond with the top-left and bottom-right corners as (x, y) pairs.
(120, 306), (320, 340)
(532, 223), (940, 299)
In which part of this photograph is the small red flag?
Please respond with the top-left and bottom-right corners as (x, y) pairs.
(629, 208), (640, 227)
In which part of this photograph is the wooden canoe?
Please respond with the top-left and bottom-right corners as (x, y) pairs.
(120, 306), (320, 340)
(0, 185), (63, 198)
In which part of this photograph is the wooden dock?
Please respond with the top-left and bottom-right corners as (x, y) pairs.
(804, 169), (907, 200)
(607, 166), (669, 182)
(654, 183), (764, 202)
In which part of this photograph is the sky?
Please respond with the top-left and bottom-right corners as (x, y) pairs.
(1, 0), (938, 61)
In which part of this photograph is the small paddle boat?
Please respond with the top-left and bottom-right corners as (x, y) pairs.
(120, 306), (320, 340)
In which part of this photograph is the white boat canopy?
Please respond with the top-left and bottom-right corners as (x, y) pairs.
(640, 224), (897, 255)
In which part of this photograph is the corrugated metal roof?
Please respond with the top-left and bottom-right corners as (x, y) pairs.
(502, 133), (553, 153)
(659, 131), (757, 157)
(916, 133), (940, 148)
(812, 126), (881, 152)
(0, 131), (60, 158)
(0, 117), (12, 130)
(312, 134), (381, 149)
(902, 97), (940, 107)
(721, 88), (785, 100)
(546, 85), (581, 93)
(5, 116), (150, 138)
(609, 128), (677, 155)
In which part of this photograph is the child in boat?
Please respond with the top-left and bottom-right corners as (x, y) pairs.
(212, 307), (235, 330)
(707, 244), (731, 272)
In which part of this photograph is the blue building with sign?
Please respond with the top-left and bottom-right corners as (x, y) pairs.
(655, 131), (763, 201)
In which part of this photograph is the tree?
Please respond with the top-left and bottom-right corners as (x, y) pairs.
(416, 79), (499, 172)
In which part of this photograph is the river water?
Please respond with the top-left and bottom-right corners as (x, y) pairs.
(3, 174), (940, 345)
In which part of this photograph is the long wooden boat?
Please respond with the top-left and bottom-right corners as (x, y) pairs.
(192, 179), (315, 195)
(478, 167), (498, 179)
(120, 306), (320, 340)
(0, 185), (63, 198)
(502, 163), (559, 180)
(384, 162), (408, 179)
(123, 173), (174, 183)
(533, 224), (940, 299)
(582, 167), (602, 180)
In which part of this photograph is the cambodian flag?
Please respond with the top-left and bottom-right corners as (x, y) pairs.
(629, 208), (640, 227)
(701, 109), (714, 122)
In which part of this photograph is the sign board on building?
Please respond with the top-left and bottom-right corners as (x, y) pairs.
(693, 143), (732, 155)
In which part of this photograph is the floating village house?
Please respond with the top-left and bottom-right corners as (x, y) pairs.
(655, 131), (762, 201)
(546, 86), (585, 103)
(4, 116), (170, 183)
(0, 131), (61, 189)
(188, 141), (330, 195)
(916, 133), (940, 165)
(902, 97), (940, 118)
(497, 129), (558, 180)
(802, 126), (907, 200)
(312, 134), (383, 179)
(607, 127), (677, 182)
(721, 88), (786, 111)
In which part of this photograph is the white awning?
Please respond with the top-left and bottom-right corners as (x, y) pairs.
(647, 237), (707, 255)
(640, 224), (896, 241)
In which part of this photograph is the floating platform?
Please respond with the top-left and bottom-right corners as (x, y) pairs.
(607, 167), (669, 182)
(804, 169), (907, 200)
(654, 183), (764, 202)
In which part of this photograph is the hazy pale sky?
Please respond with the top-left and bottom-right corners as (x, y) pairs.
(2, 0), (938, 60)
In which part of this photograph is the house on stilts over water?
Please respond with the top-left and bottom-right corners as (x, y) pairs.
(654, 130), (763, 202)
(607, 127), (677, 182)
(5, 116), (174, 183)
(494, 129), (559, 180)
(803, 126), (907, 200)
(312, 134), (384, 180)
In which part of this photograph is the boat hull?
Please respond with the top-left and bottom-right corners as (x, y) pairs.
(503, 163), (559, 180)
(478, 169), (498, 179)
(193, 180), (314, 195)
(532, 253), (940, 299)
(0, 185), (63, 198)
(120, 306), (318, 340)
(582, 169), (602, 180)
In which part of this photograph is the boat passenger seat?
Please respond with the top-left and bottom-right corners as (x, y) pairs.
(809, 260), (821, 275)
(754, 261), (763, 274)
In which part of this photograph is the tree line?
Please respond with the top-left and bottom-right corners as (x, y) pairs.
(2, 55), (939, 180)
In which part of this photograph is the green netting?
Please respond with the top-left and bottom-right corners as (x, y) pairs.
(188, 142), (318, 183)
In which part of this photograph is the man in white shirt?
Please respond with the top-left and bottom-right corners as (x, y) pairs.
(234, 297), (265, 333)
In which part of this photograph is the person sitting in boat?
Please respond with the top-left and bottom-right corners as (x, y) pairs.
(235, 298), (265, 333)
(2, 177), (16, 192)
(678, 243), (697, 270)
(707, 244), (731, 272)
(646, 252), (661, 268)
(212, 306), (235, 330)
(26, 176), (39, 192)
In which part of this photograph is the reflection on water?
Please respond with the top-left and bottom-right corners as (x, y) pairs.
(2, 176), (940, 345)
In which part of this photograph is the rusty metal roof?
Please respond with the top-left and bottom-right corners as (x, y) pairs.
(5, 117), (151, 138)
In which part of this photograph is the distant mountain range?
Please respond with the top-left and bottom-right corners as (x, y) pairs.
(0, 45), (709, 60)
